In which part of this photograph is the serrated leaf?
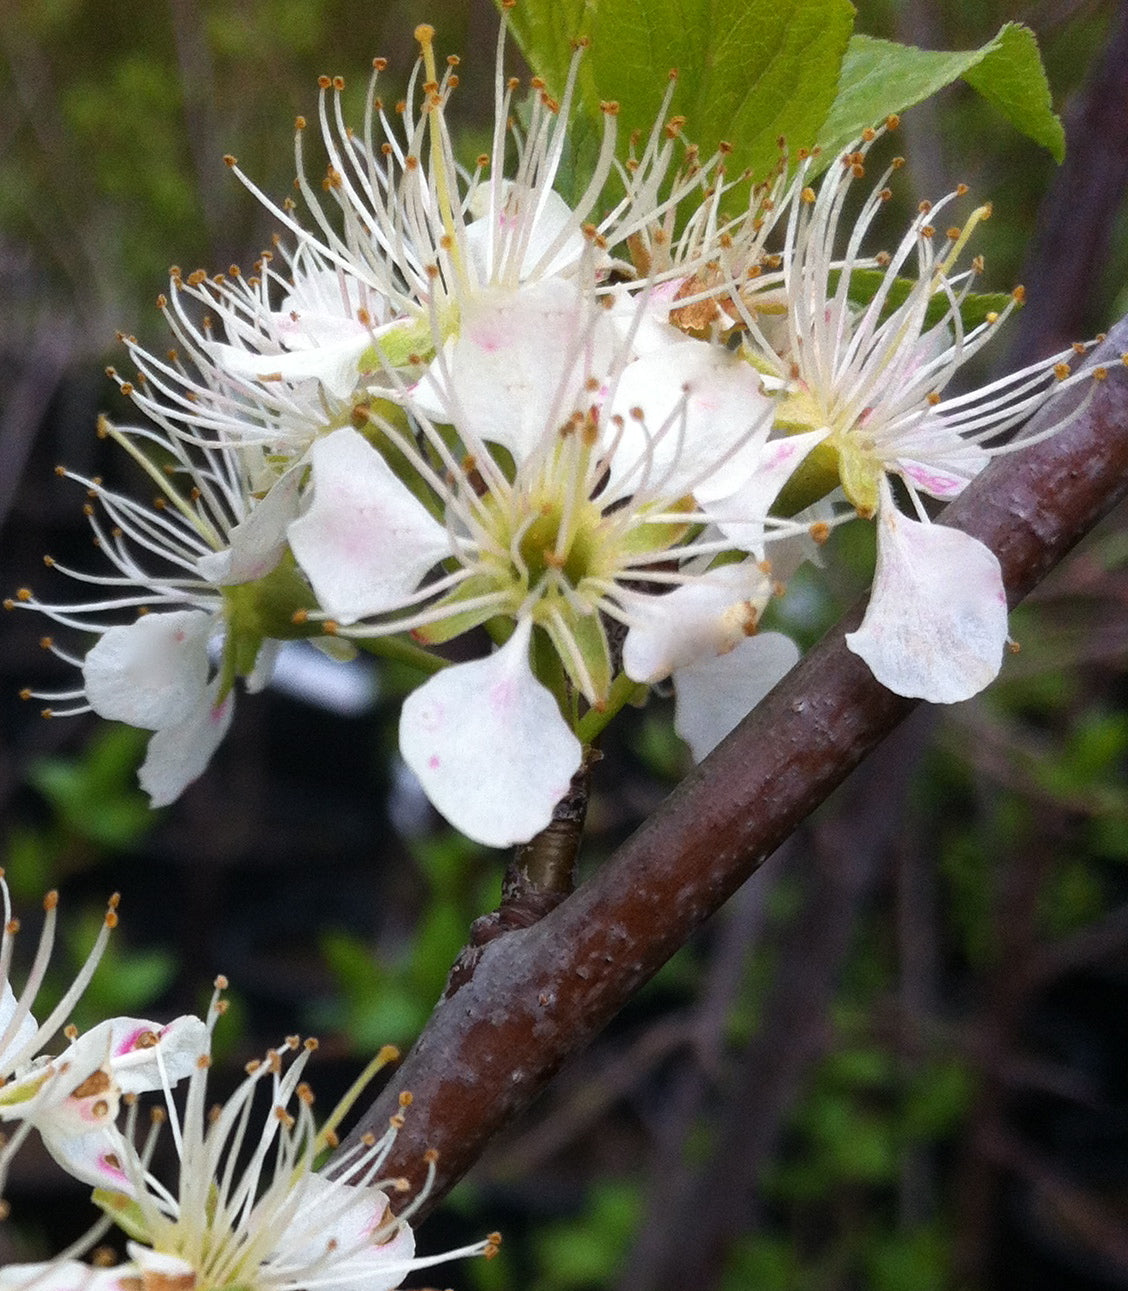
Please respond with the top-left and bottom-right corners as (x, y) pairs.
(820, 23), (1064, 164)
(500, 0), (855, 195)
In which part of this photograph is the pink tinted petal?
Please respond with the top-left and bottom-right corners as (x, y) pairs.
(97, 1013), (209, 1094)
(288, 427), (450, 625)
(845, 505), (1007, 703)
(40, 1124), (129, 1192)
(673, 632), (800, 760)
(885, 417), (988, 497)
(138, 678), (234, 807)
(710, 428), (831, 553)
(896, 457), (975, 499)
(83, 611), (213, 730)
(399, 620), (582, 847)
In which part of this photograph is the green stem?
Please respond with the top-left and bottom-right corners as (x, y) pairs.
(577, 671), (649, 744)
(352, 633), (451, 674)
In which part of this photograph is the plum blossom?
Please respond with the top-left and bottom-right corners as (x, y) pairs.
(288, 257), (811, 844)
(715, 124), (1108, 702)
(15, 982), (499, 1291)
(7, 17), (805, 827)
(0, 879), (207, 1201)
(5, 411), (314, 805)
(219, 20), (767, 405)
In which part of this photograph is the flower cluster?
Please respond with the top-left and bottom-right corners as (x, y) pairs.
(1, 917), (498, 1290)
(6, 24), (1108, 847)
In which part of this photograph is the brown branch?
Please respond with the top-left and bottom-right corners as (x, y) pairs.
(340, 319), (1128, 1217)
(620, 713), (929, 1291)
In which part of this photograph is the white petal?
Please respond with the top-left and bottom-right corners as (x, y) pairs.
(246, 637), (283, 694)
(414, 279), (611, 460)
(0, 979), (40, 1072)
(604, 343), (774, 502)
(281, 263), (388, 326)
(83, 611), (213, 730)
(709, 428), (831, 554)
(622, 562), (774, 684)
(845, 503), (1007, 703)
(0, 1262), (135, 1291)
(196, 467), (302, 585)
(464, 185), (587, 283)
(209, 324), (370, 399)
(399, 620), (582, 847)
(138, 678), (234, 807)
(606, 279), (695, 356)
(673, 632), (800, 760)
(128, 1246), (196, 1281)
(288, 427), (450, 625)
(279, 1176), (416, 1291)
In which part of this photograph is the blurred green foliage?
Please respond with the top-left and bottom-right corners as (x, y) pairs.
(313, 831), (498, 1048)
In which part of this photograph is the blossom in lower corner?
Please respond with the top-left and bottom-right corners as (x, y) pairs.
(30, 981), (499, 1291)
(0, 878), (207, 1202)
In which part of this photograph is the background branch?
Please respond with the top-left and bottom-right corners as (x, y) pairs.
(344, 318), (1128, 1216)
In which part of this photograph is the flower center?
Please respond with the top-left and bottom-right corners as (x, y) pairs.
(516, 497), (601, 594)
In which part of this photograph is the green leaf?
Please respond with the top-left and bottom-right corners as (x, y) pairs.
(500, 0), (855, 193)
(820, 23), (1064, 164)
(832, 267), (1016, 330)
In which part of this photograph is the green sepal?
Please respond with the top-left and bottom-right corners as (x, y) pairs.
(410, 574), (506, 646)
(837, 442), (881, 517)
(92, 1188), (151, 1243)
(773, 437), (841, 517)
(361, 314), (435, 372)
(0, 1072), (49, 1108)
(543, 605), (613, 705)
(224, 553), (323, 644)
(619, 497), (694, 559)
(772, 427), (879, 517)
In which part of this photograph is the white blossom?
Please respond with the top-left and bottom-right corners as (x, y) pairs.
(717, 125), (1107, 702)
(22, 983), (499, 1291)
(0, 879), (206, 1203)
